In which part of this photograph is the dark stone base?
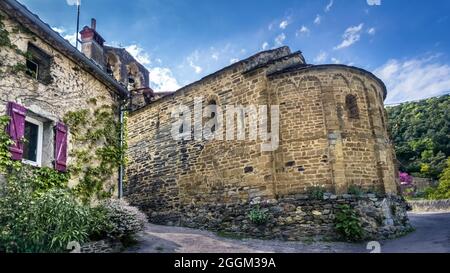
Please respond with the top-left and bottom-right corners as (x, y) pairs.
(138, 194), (413, 241)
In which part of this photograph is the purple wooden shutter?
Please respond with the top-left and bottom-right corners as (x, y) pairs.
(54, 122), (68, 172)
(7, 102), (27, 161)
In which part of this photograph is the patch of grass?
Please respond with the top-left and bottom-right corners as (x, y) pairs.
(216, 231), (247, 240)
(302, 237), (315, 245)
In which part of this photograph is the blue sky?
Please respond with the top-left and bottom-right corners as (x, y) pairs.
(18, 0), (450, 104)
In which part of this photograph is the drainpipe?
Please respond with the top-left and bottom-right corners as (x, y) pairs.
(118, 98), (125, 199)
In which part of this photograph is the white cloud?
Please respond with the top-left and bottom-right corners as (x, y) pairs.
(374, 55), (450, 104)
(149, 67), (181, 92)
(334, 23), (364, 50)
(66, 0), (80, 6)
(52, 26), (77, 46)
(367, 27), (376, 35)
(279, 20), (289, 30)
(262, 42), (269, 50)
(268, 23), (274, 31)
(189, 61), (202, 74)
(52, 27), (66, 34)
(187, 50), (203, 74)
(331, 57), (340, 64)
(63, 33), (77, 46)
(297, 26), (310, 36)
(367, 0), (381, 6)
(125, 45), (152, 66)
(325, 0), (334, 12)
(314, 15), (321, 25)
(314, 51), (328, 63)
(275, 33), (286, 46)
(211, 53), (219, 61)
(230, 58), (239, 64)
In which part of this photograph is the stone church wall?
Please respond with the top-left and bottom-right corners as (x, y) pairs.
(125, 47), (405, 239)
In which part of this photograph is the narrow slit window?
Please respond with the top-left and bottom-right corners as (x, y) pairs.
(345, 94), (360, 119)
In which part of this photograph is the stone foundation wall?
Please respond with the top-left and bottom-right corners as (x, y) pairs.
(80, 240), (123, 253)
(408, 199), (450, 212)
(143, 194), (412, 241)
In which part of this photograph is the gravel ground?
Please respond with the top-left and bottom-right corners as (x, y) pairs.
(125, 212), (450, 253)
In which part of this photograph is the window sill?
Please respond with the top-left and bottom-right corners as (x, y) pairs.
(22, 159), (41, 168)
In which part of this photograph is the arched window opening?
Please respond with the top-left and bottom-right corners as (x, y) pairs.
(128, 72), (136, 89)
(208, 99), (217, 133)
(127, 63), (144, 89)
(105, 52), (121, 81)
(345, 94), (360, 119)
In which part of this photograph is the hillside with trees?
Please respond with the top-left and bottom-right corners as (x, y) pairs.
(386, 94), (450, 180)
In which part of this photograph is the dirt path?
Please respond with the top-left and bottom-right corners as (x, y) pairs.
(125, 212), (450, 253)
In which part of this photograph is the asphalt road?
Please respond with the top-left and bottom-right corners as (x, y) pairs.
(378, 212), (450, 253)
(126, 212), (450, 253)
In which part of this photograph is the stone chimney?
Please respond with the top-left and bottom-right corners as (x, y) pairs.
(80, 18), (105, 67)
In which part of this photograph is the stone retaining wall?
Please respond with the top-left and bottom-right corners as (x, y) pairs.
(408, 199), (450, 212)
(80, 240), (123, 253)
(144, 194), (412, 241)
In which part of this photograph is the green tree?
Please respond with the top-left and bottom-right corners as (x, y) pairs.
(387, 95), (450, 180)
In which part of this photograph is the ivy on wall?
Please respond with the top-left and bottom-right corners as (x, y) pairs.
(0, 116), (21, 174)
(64, 100), (125, 204)
(0, 116), (70, 196)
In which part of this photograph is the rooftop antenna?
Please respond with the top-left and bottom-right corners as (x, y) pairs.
(75, 0), (81, 49)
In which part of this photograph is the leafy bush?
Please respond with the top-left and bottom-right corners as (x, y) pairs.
(248, 205), (269, 225)
(424, 157), (450, 200)
(307, 186), (325, 200)
(334, 204), (364, 242)
(0, 177), (91, 253)
(96, 199), (147, 239)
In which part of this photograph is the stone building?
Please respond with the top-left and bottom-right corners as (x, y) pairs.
(125, 46), (409, 239)
(0, 0), (148, 196)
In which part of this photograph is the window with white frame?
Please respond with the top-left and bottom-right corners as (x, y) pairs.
(22, 116), (43, 167)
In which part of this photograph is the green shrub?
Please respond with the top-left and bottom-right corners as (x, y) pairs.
(307, 186), (325, 200)
(96, 199), (147, 239)
(347, 185), (365, 197)
(0, 179), (91, 253)
(425, 158), (450, 200)
(248, 205), (269, 225)
(334, 204), (364, 242)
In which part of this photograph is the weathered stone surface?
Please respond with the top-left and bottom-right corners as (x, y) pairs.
(138, 194), (411, 241)
(408, 199), (450, 212)
(125, 46), (399, 216)
(80, 240), (123, 253)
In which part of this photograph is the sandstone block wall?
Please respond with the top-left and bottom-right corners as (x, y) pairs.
(125, 47), (399, 216)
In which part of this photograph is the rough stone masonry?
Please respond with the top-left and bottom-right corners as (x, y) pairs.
(125, 46), (410, 239)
